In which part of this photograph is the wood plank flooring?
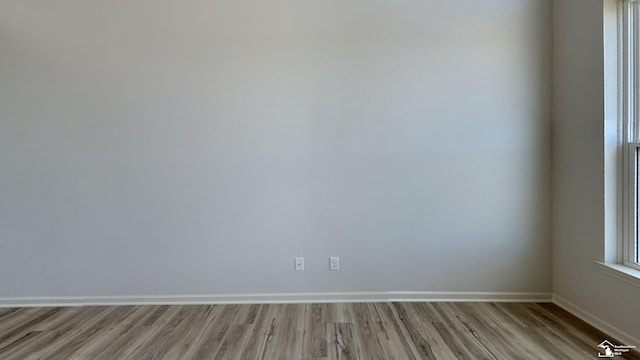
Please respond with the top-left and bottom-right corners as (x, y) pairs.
(0, 302), (637, 359)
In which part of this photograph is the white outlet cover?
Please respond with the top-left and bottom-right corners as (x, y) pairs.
(330, 256), (339, 271)
(295, 257), (304, 271)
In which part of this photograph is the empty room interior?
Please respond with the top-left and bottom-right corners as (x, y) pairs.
(2, 0), (640, 358)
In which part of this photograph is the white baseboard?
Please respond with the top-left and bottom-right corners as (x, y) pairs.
(0, 291), (552, 308)
(553, 294), (640, 348)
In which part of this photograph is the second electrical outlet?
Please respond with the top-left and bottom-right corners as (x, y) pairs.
(329, 256), (339, 271)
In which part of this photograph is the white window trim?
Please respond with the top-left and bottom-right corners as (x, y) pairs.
(624, 143), (640, 270)
(597, 262), (640, 288)
(598, 0), (640, 285)
(620, 0), (640, 271)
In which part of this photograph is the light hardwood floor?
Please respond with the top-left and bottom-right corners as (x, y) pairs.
(0, 302), (637, 359)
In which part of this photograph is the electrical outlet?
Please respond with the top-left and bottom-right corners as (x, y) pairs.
(329, 256), (339, 271)
(295, 257), (304, 271)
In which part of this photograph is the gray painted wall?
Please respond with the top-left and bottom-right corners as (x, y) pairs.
(0, 0), (551, 297)
(553, 0), (640, 341)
